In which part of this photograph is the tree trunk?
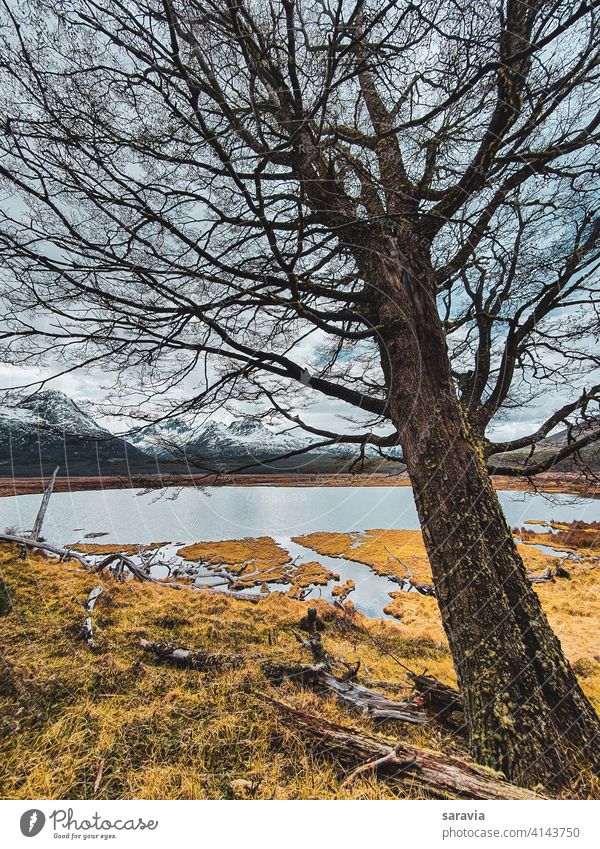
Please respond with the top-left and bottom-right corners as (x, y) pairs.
(369, 237), (600, 789)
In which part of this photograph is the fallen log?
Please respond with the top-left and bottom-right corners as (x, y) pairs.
(0, 534), (92, 569)
(139, 638), (253, 670)
(290, 624), (457, 729)
(275, 661), (431, 725)
(266, 695), (543, 800)
(314, 669), (432, 724)
(115, 553), (153, 582)
(159, 581), (262, 603)
(0, 535), (261, 602)
(527, 567), (555, 584)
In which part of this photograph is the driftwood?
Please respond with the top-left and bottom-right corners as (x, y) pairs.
(159, 580), (262, 603)
(290, 620), (458, 728)
(389, 577), (436, 596)
(0, 534), (262, 604)
(409, 673), (463, 727)
(31, 466), (59, 541)
(266, 696), (542, 800)
(73, 585), (103, 647)
(385, 547), (436, 596)
(140, 628), (430, 726)
(139, 638), (250, 670)
(0, 534), (92, 568)
(286, 661), (431, 725)
(527, 567), (555, 584)
(527, 564), (572, 583)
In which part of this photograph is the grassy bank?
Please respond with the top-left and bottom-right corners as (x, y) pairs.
(0, 541), (598, 800)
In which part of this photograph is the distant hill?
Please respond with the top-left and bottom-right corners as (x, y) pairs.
(3, 389), (596, 478)
(538, 415), (600, 448)
(491, 416), (600, 472)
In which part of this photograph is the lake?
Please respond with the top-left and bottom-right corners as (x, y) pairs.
(1, 485), (598, 618)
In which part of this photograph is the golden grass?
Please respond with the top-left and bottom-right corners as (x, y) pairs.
(0, 543), (459, 800)
(295, 528), (600, 712)
(289, 561), (339, 588)
(177, 536), (291, 571)
(383, 593), (447, 643)
(383, 569), (600, 690)
(294, 529), (558, 583)
(70, 543), (168, 555)
(294, 529), (433, 582)
(519, 519), (600, 557)
(332, 579), (355, 600)
(0, 534), (598, 801)
(177, 537), (339, 592)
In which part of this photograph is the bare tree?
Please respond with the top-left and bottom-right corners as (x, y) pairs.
(1, 0), (599, 788)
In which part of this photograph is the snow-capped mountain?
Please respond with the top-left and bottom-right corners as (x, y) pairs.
(127, 415), (335, 462)
(125, 414), (378, 468)
(0, 389), (110, 439)
(0, 389), (150, 475)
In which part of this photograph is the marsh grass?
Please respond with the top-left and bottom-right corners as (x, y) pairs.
(0, 538), (598, 800)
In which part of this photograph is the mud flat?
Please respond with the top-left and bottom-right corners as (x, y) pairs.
(0, 470), (597, 498)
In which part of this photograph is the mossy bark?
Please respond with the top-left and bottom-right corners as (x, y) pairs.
(369, 239), (600, 789)
(0, 576), (11, 615)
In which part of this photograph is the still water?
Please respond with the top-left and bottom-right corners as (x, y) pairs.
(1, 485), (597, 618)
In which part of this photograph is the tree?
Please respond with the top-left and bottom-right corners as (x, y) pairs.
(1, 0), (600, 789)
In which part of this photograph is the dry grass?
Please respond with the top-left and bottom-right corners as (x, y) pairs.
(381, 568), (600, 699)
(520, 519), (600, 556)
(294, 529), (433, 582)
(295, 527), (600, 716)
(383, 593), (447, 643)
(177, 536), (292, 571)
(177, 537), (339, 592)
(0, 531), (598, 801)
(288, 561), (339, 588)
(0, 543), (458, 800)
(332, 579), (355, 600)
(70, 543), (168, 555)
(2, 470), (598, 498)
(294, 529), (558, 583)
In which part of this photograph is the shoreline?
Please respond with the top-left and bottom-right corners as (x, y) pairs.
(0, 470), (597, 499)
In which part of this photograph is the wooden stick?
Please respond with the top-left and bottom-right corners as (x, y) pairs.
(31, 466), (59, 541)
(81, 585), (103, 647)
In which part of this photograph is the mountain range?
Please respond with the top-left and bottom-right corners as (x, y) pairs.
(126, 415), (358, 464)
(0, 390), (372, 476)
(1, 389), (596, 477)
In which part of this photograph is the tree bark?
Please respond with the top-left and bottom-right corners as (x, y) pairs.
(369, 237), (600, 789)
